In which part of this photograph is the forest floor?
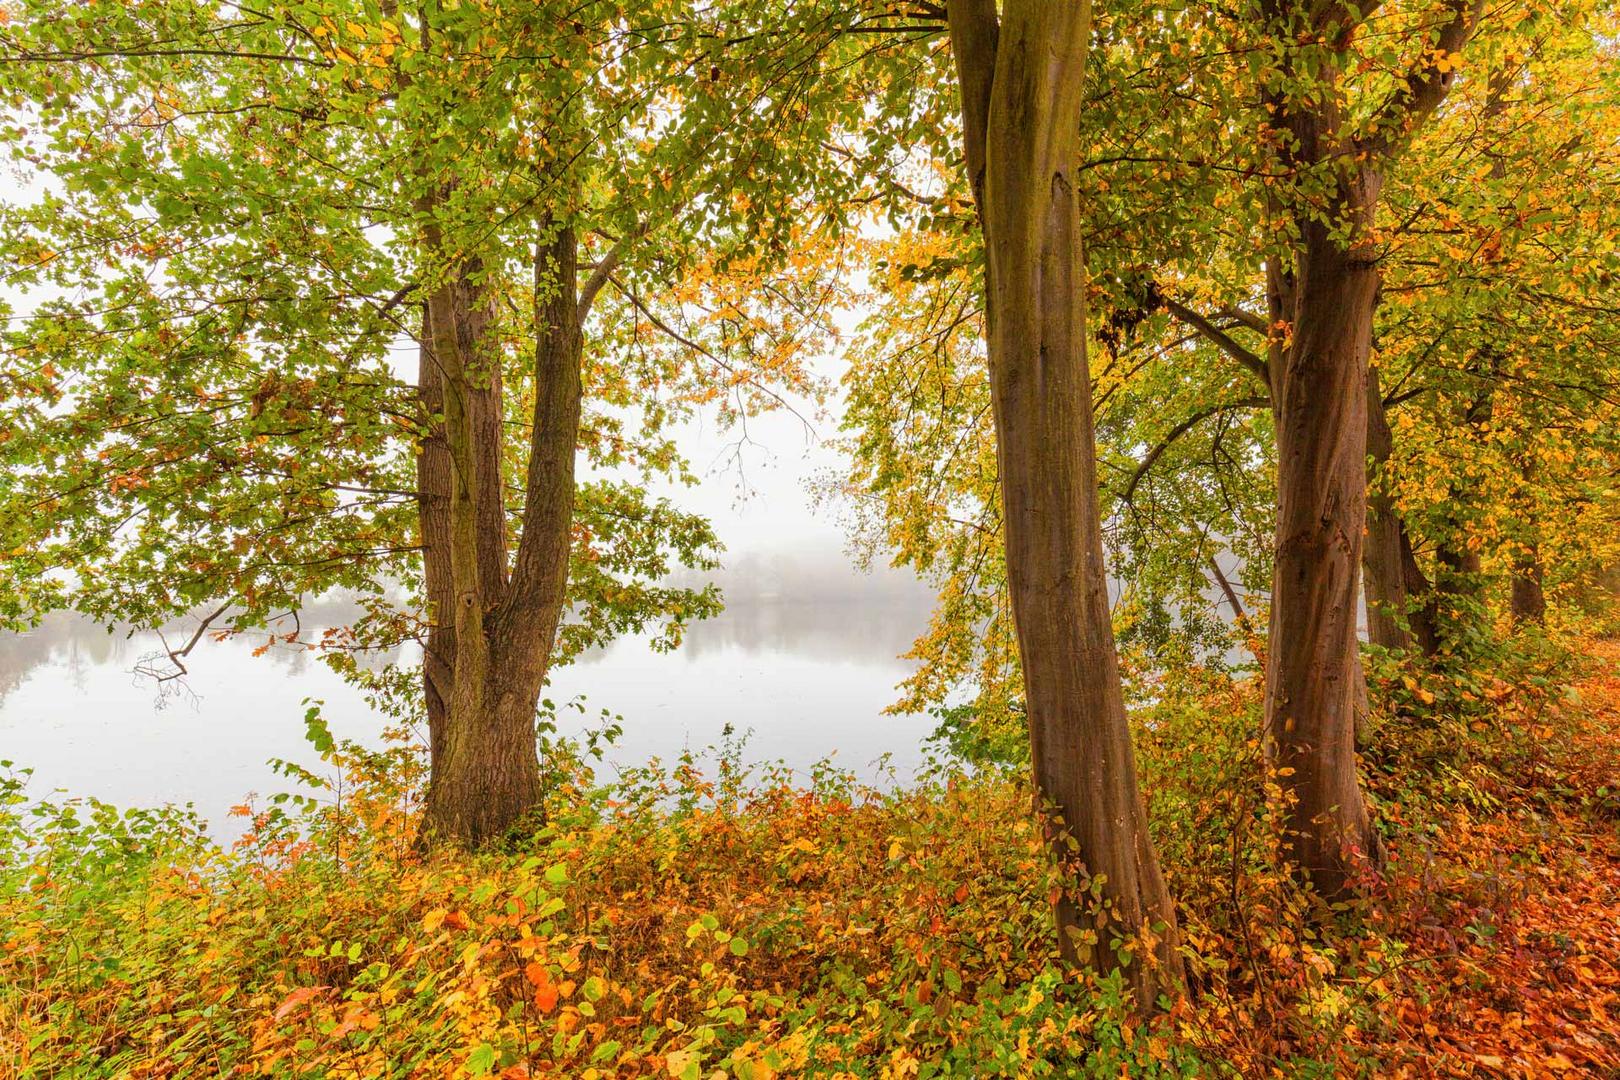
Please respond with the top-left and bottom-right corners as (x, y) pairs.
(1364, 639), (1620, 1078)
(2, 638), (1619, 1078)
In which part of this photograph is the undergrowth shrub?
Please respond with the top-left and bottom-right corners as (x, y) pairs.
(0, 738), (1215, 1078)
(3, 630), (1614, 1078)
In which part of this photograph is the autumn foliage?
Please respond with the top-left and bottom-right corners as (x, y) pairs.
(2, 0), (1619, 1075)
(4, 631), (1618, 1078)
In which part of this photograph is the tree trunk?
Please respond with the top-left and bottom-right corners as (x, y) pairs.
(417, 278), (508, 779)
(1510, 548), (1546, 625)
(1509, 456), (1546, 626)
(1266, 212), (1385, 900)
(1363, 367), (1438, 655)
(1351, 637), (1371, 748)
(1254, 0), (1481, 901)
(1432, 351), (1498, 654)
(417, 220), (583, 847)
(950, 0), (1183, 1009)
(418, 299), (455, 778)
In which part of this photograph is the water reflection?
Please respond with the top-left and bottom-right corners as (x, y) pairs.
(0, 603), (416, 704)
(0, 556), (938, 838)
(624, 553), (935, 663)
(0, 558), (933, 695)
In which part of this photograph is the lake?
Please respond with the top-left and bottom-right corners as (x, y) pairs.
(0, 553), (940, 839)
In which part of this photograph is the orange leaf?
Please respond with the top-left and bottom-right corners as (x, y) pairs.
(527, 962), (559, 1013)
(272, 986), (324, 1021)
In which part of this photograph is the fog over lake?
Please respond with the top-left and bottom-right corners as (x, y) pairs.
(0, 551), (939, 838)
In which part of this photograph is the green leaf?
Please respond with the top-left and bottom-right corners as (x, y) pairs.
(466, 1043), (496, 1076)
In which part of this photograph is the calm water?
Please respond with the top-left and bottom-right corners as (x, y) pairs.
(0, 554), (939, 838)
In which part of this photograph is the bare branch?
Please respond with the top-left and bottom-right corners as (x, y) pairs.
(136, 600), (234, 684)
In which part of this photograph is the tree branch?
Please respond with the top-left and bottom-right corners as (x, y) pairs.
(1356, 0), (1486, 161)
(1121, 397), (1269, 506)
(1217, 304), (1268, 335)
(139, 600), (234, 683)
(612, 276), (810, 426)
(1162, 297), (1270, 392)
(576, 224), (644, 328)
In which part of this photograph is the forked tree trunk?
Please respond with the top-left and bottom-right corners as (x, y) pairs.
(416, 221), (583, 846)
(949, 0), (1183, 1009)
(1363, 368), (1438, 655)
(1259, 0), (1483, 898)
(1266, 211), (1386, 900)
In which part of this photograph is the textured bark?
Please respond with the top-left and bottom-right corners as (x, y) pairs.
(417, 219), (583, 847)
(417, 301), (455, 778)
(1266, 207), (1386, 900)
(1259, 0), (1482, 898)
(418, 276), (509, 778)
(950, 0), (1183, 1008)
(1363, 368), (1438, 655)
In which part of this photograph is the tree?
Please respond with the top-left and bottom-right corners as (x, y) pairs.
(1215, 0), (1491, 897)
(847, 0), (1615, 909)
(0, 0), (856, 844)
(1135, 3), (1620, 684)
(1362, 8), (1620, 658)
(945, 0), (1183, 1005)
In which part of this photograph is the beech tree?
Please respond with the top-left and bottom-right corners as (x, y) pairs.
(1362, 12), (1620, 659)
(838, 0), (1619, 907)
(1184, 0), (1490, 897)
(945, 0), (1183, 1004)
(0, 0), (865, 844)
